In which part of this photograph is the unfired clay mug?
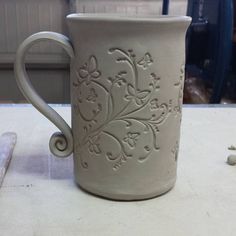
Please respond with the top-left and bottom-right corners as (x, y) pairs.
(15, 14), (191, 200)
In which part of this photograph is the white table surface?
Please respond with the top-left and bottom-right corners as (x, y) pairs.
(0, 105), (236, 236)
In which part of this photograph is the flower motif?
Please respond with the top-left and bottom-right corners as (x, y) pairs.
(88, 136), (101, 154)
(127, 49), (136, 58)
(153, 124), (159, 132)
(150, 72), (158, 80)
(123, 132), (140, 148)
(108, 71), (127, 87)
(79, 56), (101, 85)
(74, 49), (170, 170)
(86, 88), (98, 103)
(148, 73), (160, 90)
(125, 84), (150, 105)
(137, 53), (153, 69)
(150, 98), (159, 110)
(144, 145), (151, 151)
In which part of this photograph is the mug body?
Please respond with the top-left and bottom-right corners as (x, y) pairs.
(68, 14), (191, 200)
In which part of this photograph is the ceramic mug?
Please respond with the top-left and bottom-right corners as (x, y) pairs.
(15, 14), (191, 200)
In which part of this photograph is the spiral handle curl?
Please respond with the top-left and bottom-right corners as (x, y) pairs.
(49, 132), (73, 157)
(14, 32), (74, 157)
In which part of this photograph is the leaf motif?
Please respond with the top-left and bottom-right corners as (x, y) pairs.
(88, 136), (101, 154)
(124, 94), (133, 101)
(150, 98), (159, 110)
(150, 73), (160, 82)
(97, 103), (102, 111)
(123, 136), (128, 142)
(115, 78), (126, 87)
(86, 88), (97, 103)
(153, 125), (159, 132)
(144, 145), (151, 151)
(136, 90), (150, 99)
(124, 119), (132, 128)
(118, 71), (127, 76)
(123, 132), (140, 148)
(127, 84), (135, 96)
(135, 98), (144, 105)
(117, 58), (129, 63)
(146, 53), (153, 61)
(91, 70), (101, 78)
(88, 56), (98, 73)
(128, 133), (140, 147)
(137, 53), (153, 69)
(79, 68), (88, 78)
(127, 139), (136, 147)
(108, 48), (116, 53)
(134, 90), (150, 105)
(88, 143), (94, 153)
(106, 152), (112, 160)
(108, 77), (114, 83)
(93, 143), (101, 154)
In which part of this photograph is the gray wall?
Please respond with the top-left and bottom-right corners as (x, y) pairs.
(0, 0), (187, 103)
(0, 0), (70, 103)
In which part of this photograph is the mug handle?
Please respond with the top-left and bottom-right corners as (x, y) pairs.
(14, 31), (74, 158)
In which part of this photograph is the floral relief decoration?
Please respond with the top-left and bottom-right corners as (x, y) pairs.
(72, 48), (182, 170)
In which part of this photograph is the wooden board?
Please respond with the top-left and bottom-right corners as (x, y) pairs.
(0, 132), (17, 187)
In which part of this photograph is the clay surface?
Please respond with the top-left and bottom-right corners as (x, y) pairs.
(15, 14), (191, 200)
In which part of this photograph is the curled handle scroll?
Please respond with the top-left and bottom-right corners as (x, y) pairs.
(14, 32), (74, 157)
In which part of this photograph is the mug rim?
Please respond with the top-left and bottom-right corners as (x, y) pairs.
(67, 13), (191, 23)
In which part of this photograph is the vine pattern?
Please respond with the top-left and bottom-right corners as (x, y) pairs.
(174, 65), (185, 116)
(73, 48), (181, 170)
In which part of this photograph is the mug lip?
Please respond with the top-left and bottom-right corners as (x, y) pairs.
(67, 13), (191, 23)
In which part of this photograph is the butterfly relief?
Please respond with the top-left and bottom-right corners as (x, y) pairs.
(73, 48), (172, 171)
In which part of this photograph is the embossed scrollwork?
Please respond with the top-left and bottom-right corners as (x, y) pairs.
(73, 48), (174, 170)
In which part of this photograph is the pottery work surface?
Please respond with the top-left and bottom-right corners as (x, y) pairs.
(15, 15), (191, 200)
(0, 105), (236, 235)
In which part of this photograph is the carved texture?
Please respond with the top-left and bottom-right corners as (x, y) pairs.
(73, 48), (183, 170)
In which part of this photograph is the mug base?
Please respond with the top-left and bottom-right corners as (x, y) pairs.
(76, 179), (176, 201)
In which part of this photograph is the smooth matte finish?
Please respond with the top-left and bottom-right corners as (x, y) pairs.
(0, 105), (236, 235)
(15, 32), (74, 158)
(15, 14), (191, 200)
